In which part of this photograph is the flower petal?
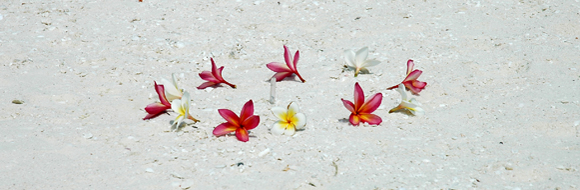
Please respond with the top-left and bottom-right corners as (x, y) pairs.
(359, 113), (382, 125)
(145, 102), (170, 115)
(283, 124), (296, 136)
(283, 45), (292, 70)
(215, 66), (226, 81)
(349, 113), (360, 126)
(161, 74), (183, 101)
(403, 70), (422, 82)
(292, 50), (300, 71)
(355, 47), (369, 66)
(396, 84), (408, 101)
(199, 71), (220, 83)
(267, 62), (291, 72)
(359, 92), (383, 113)
(271, 106), (288, 120)
(353, 82), (365, 110)
(154, 82), (171, 106)
(287, 102), (300, 117)
(218, 109), (240, 126)
(235, 128), (250, 142)
(197, 81), (217, 90)
(242, 115), (260, 130)
(292, 112), (307, 129)
(272, 72), (294, 82)
(362, 59), (381, 68)
(270, 121), (288, 135)
(406, 59), (415, 75)
(171, 99), (183, 115)
(143, 103), (169, 120)
(404, 80), (426, 94)
(239, 100), (254, 121)
(341, 99), (355, 113)
(213, 122), (238, 136)
(344, 49), (356, 68)
(210, 58), (221, 79)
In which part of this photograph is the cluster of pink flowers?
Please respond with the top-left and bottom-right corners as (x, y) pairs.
(143, 45), (427, 142)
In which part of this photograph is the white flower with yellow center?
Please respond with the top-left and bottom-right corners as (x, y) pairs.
(270, 102), (306, 135)
(389, 84), (425, 116)
(170, 92), (198, 131)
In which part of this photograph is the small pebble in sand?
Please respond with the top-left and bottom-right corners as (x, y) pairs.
(12, 100), (24, 104)
(145, 168), (154, 173)
(258, 148), (270, 157)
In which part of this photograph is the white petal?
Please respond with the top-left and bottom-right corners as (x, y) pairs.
(362, 59), (381, 68)
(287, 102), (300, 117)
(271, 107), (287, 120)
(344, 49), (356, 67)
(162, 74), (183, 101)
(171, 99), (183, 115)
(396, 84), (408, 101)
(270, 121), (288, 135)
(410, 106), (425, 116)
(182, 92), (191, 118)
(355, 47), (369, 66)
(283, 126), (296, 136)
(293, 113), (307, 129)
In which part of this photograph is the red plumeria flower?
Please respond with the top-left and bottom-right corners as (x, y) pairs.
(341, 82), (383, 126)
(387, 59), (427, 95)
(266, 45), (306, 82)
(143, 81), (171, 120)
(197, 58), (237, 89)
(213, 100), (260, 142)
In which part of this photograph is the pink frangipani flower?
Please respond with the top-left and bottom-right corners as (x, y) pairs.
(341, 82), (383, 126)
(197, 58), (237, 89)
(266, 45), (306, 82)
(387, 59), (427, 95)
(143, 81), (172, 120)
(213, 100), (260, 142)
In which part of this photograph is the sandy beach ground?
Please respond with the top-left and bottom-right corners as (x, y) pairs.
(1, 0), (580, 189)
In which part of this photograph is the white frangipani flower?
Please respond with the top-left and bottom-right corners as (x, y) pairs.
(344, 47), (381, 77)
(170, 92), (198, 131)
(389, 84), (424, 116)
(270, 102), (306, 135)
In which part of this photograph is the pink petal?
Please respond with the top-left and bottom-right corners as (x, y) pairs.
(404, 80), (426, 94)
(196, 81), (217, 89)
(154, 82), (171, 106)
(239, 100), (254, 121)
(291, 50), (300, 71)
(213, 122), (238, 136)
(412, 80), (427, 88)
(403, 70), (422, 82)
(235, 128), (250, 142)
(283, 45), (292, 69)
(199, 71), (220, 83)
(386, 84), (398, 90)
(359, 92), (383, 114)
(353, 82), (365, 110)
(215, 66), (226, 81)
(349, 113), (360, 126)
(145, 102), (170, 114)
(272, 72), (294, 82)
(218, 109), (240, 126)
(267, 62), (291, 72)
(359, 113), (382, 125)
(210, 58), (220, 77)
(406, 59), (415, 75)
(143, 102), (169, 120)
(242, 115), (260, 130)
(341, 98), (355, 113)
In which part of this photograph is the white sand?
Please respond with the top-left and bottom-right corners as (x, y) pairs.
(1, 0), (579, 189)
